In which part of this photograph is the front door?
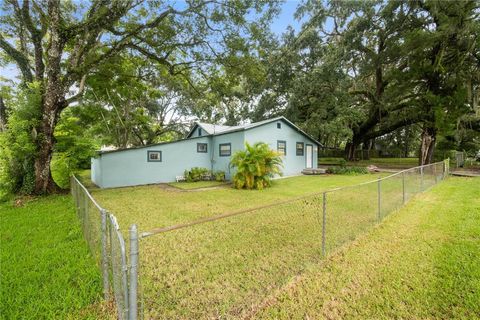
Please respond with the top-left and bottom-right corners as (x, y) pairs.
(306, 144), (313, 168)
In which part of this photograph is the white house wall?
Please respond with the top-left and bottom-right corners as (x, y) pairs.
(95, 137), (212, 188)
(244, 120), (318, 176)
(91, 118), (319, 188)
(211, 131), (245, 180)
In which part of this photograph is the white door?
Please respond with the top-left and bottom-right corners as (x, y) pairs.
(306, 144), (313, 168)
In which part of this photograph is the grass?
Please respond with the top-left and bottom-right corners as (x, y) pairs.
(92, 172), (449, 319)
(0, 195), (110, 319)
(255, 177), (480, 319)
(91, 173), (386, 232)
(76, 169), (98, 190)
(169, 180), (229, 190)
(129, 176), (477, 319)
(319, 157), (419, 167)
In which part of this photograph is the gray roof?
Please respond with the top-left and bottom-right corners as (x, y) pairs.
(188, 116), (321, 146)
(100, 116), (321, 155)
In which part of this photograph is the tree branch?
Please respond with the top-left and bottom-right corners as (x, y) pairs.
(0, 35), (33, 82)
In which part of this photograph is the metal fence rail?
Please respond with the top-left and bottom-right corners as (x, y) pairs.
(70, 176), (137, 320)
(71, 160), (449, 319)
(136, 160), (449, 319)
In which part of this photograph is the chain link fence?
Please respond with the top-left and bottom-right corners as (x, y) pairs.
(71, 160), (448, 319)
(70, 176), (138, 320)
(136, 160), (448, 319)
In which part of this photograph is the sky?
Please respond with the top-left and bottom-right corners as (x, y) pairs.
(0, 1), (304, 84)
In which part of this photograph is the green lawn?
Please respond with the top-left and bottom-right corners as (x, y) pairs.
(169, 180), (229, 190)
(255, 176), (480, 319)
(91, 172), (456, 319)
(131, 176), (476, 319)
(76, 170), (98, 190)
(319, 157), (419, 167)
(0, 195), (111, 319)
(2, 173), (475, 319)
(91, 173), (386, 232)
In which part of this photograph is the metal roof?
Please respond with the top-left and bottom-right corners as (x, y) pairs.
(99, 116), (321, 155)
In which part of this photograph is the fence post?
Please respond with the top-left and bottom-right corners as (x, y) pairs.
(322, 192), (326, 256)
(377, 177), (381, 222)
(402, 171), (406, 205)
(101, 209), (110, 300)
(445, 158), (450, 177)
(420, 166), (424, 191)
(129, 224), (139, 320)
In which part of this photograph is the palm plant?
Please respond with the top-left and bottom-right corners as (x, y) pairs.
(229, 142), (283, 190)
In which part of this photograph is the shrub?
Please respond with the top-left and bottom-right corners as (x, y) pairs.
(184, 167), (210, 182)
(214, 170), (226, 182)
(230, 142), (283, 190)
(0, 83), (41, 199)
(326, 166), (369, 175)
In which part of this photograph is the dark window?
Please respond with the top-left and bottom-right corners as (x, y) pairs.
(198, 128), (202, 136)
(197, 143), (208, 153)
(277, 140), (286, 156)
(147, 150), (162, 162)
(219, 143), (231, 157)
(277, 122), (281, 129)
(296, 142), (304, 156)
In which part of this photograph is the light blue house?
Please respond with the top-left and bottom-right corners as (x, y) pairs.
(91, 116), (320, 188)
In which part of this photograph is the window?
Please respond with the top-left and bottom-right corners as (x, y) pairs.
(147, 150), (162, 162)
(277, 140), (286, 156)
(198, 128), (202, 136)
(296, 142), (304, 156)
(219, 143), (231, 157)
(197, 143), (208, 153)
(277, 122), (281, 129)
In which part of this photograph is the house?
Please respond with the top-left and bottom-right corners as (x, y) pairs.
(91, 116), (320, 188)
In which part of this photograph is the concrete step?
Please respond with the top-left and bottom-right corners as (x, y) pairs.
(302, 168), (327, 175)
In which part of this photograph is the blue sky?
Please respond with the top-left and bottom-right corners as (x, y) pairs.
(0, 1), (303, 83)
(271, 0), (303, 35)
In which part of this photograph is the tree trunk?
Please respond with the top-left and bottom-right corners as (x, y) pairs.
(403, 126), (410, 158)
(419, 124), (436, 165)
(34, 100), (63, 194)
(0, 95), (7, 131)
(344, 141), (357, 161)
(33, 0), (65, 194)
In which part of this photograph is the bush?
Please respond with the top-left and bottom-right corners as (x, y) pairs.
(326, 166), (369, 175)
(230, 142), (283, 190)
(213, 171), (226, 182)
(0, 83), (41, 199)
(184, 167), (210, 182)
(50, 109), (98, 189)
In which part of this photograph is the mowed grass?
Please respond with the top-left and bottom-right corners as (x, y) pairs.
(319, 157), (419, 168)
(92, 173), (387, 233)
(255, 177), (480, 319)
(92, 172), (456, 319)
(0, 195), (110, 319)
(168, 180), (229, 190)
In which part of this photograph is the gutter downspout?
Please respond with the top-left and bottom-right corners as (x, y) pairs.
(211, 124), (215, 173)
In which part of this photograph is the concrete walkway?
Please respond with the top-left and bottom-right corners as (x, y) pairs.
(451, 170), (480, 177)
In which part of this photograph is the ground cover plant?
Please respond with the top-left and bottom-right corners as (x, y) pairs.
(0, 195), (110, 319)
(326, 166), (369, 175)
